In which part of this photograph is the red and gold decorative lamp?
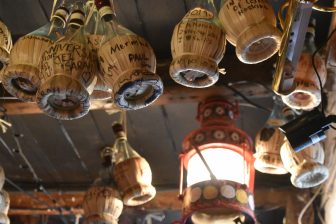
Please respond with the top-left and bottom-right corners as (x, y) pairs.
(178, 97), (256, 224)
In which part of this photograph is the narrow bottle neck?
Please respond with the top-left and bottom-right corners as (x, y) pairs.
(188, 0), (217, 14)
(302, 30), (316, 53)
(95, 0), (116, 22)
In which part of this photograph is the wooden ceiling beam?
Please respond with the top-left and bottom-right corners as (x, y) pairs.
(8, 187), (305, 216)
(1, 55), (274, 115)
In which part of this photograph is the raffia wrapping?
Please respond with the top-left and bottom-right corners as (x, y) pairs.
(282, 53), (327, 111)
(280, 141), (329, 188)
(254, 127), (288, 175)
(0, 213), (9, 224)
(0, 191), (9, 215)
(87, 35), (112, 101)
(91, 76), (112, 100)
(218, 0), (281, 64)
(0, 21), (12, 69)
(170, 7), (226, 88)
(2, 36), (53, 102)
(98, 35), (163, 110)
(37, 37), (95, 120)
(83, 186), (123, 224)
(113, 157), (156, 206)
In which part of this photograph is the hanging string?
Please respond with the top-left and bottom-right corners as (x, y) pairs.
(118, 110), (127, 136)
(84, 1), (95, 26)
(57, 120), (91, 176)
(50, 0), (59, 21)
(298, 186), (323, 224)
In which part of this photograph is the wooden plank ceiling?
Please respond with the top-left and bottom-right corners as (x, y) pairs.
(0, 0), (333, 196)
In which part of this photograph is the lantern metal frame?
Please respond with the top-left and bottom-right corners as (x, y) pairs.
(177, 98), (256, 223)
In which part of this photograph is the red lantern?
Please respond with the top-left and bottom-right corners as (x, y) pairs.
(178, 98), (256, 224)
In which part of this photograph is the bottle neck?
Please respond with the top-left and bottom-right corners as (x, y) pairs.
(187, 0), (217, 14)
(266, 97), (286, 127)
(95, 0), (116, 22)
(302, 31), (316, 53)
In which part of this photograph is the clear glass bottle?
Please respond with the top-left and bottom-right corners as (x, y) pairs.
(112, 123), (140, 165)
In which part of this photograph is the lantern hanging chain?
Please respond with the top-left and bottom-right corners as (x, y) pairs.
(57, 120), (91, 176)
(191, 143), (217, 181)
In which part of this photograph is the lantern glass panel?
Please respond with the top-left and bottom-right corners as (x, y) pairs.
(187, 147), (249, 187)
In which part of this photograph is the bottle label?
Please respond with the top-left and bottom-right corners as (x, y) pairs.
(185, 7), (214, 19)
(223, 0), (270, 17)
(172, 18), (225, 62)
(98, 35), (155, 85)
(39, 40), (94, 87)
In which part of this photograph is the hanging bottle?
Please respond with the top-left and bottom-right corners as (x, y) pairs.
(85, 1), (112, 101)
(95, 0), (163, 110)
(218, 0), (281, 64)
(254, 97), (295, 175)
(0, 166), (9, 224)
(1, 4), (69, 102)
(0, 20), (12, 71)
(280, 141), (329, 188)
(281, 18), (327, 111)
(37, 1), (96, 120)
(170, 0), (226, 88)
(111, 122), (156, 206)
(83, 147), (123, 224)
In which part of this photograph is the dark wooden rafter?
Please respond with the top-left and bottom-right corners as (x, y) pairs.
(8, 188), (308, 216)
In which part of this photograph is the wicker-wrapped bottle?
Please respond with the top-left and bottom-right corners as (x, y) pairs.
(37, 2), (96, 120)
(85, 2), (112, 101)
(83, 147), (123, 224)
(1, 5), (68, 102)
(0, 21), (12, 70)
(218, 0), (281, 64)
(281, 19), (326, 111)
(280, 141), (329, 188)
(0, 191), (9, 215)
(254, 98), (295, 175)
(0, 213), (9, 224)
(170, 0), (226, 88)
(112, 123), (156, 206)
(95, 0), (163, 110)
